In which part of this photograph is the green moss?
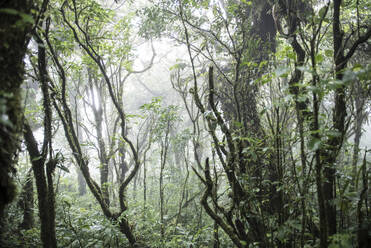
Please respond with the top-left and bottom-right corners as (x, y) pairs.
(0, 91), (21, 209)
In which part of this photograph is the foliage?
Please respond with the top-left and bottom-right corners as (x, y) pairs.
(1, 0), (371, 247)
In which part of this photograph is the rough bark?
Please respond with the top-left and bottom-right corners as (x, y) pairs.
(322, 1), (371, 244)
(24, 123), (57, 248)
(357, 151), (370, 248)
(23, 31), (57, 248)
(18, 170), (34, 230)
(0, 0), (33, 229)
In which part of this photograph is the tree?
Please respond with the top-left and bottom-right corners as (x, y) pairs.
(0, 0), (48, 237)
(140, 98), (180, 242)
(140, 0), (371, 247)
(0, 0), (34, 229)
(1, 0), (370, 247)
(23, 30), (58, 248)
(41, 0), (154, 246)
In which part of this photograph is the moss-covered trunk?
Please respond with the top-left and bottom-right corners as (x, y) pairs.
(0, 0), (33, 231)
(24, 123), (57, 248)
(19, 170), (34, 230)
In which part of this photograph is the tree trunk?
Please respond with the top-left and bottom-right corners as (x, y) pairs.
(23, 31), (57, 248)
(24, 123), (57, 248)
(0, 0), (33, 229)
(160, 120), (171, 241)
(88, 72), (110, 206)
(321, 1), (347, 241)
(357, 152), (370, 248)
(71, 79), (86, 196)
(351, 81), (365, 187)
(77, 168), (87, 196)
(19, 170), (34, 230)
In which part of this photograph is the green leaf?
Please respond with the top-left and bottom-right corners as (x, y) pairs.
(241, 0), (252, 6)
(288, 220), (302, 230)
(352, 63), (362, 72)
(31, 156), (43, 162)
(326, 130), (341, 138)
(233, 121), (243, 128)
(315, 54), (324, 63)
(0, 8), (19, 15)
(325, 49), (333, 58)
(297, 95), (307, 102)
(0, 9), (34, 25)
(327, 80), (344, 90)
(169, 63), (187, 71)
(318, 6), (327, 18)
(308, 137), (321, 151)
(19, 13), (34, 24)
(307, 86), (320, 93)
(287, 51), (296, 60)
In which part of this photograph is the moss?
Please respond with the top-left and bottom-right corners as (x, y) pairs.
(0, 0), (33, 223)
(0, 92), (21, 200)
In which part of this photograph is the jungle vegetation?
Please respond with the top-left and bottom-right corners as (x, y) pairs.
(0, 0), (370, 247)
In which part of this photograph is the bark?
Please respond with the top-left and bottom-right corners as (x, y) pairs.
(249, 0), (277, 59)
(175, 158), (189, 226)
(322, 1), (371, 243)
(213, 219), (220, 248)
(321, 1), (345, 239)
(159, 121), (171, 240)
(143, 153), (148, 212)
(0, 0), (33, 229)
(357, 151), (370, 248)
(77, 169), (87, 196)
(24, 123), (57, 248)
(22, 31), (57, 248)
(19, 170), (34, 230)
(351, 81), (366, 187)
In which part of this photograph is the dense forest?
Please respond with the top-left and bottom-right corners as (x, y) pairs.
(0, 0), (370, 247)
